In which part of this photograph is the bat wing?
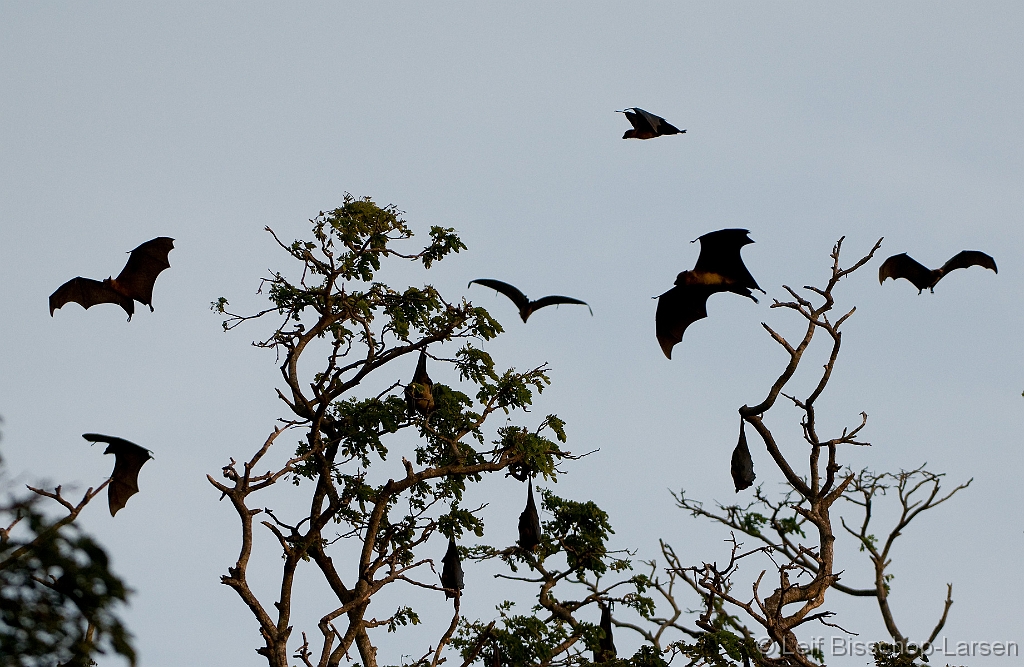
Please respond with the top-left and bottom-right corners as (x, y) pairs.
(939, 250), (997, 276)
(597, 604), (616, 659)
(49, 277), (134, 319)
(633, 107), (684, 136)
(469, 279), (531, 314)
(878, 253), (934, 291)
(692, 229), (761, 293)
(529, 295), (592, 316)
(114, 237), (174, 308)
(440, 536), (465, 599)
(655, 284), (713, 359)
(83, 433), (152, 516)
(518, 479), (542, 552)
(731, 422), (756, 492)
(619, 108), (656, 139)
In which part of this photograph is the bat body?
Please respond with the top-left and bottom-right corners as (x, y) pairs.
(617, 108), (685, 140)
(655, 229), (762, 359)
(594, 604), (616, 662)
(518, 478), (542, 552)
(468, 279), (591, 322)
(879, 251), (997, 293)
(50, 237), (174, 320)
(731, 421), (756, 492)
(404, 349), (435, 416)
(440, 536), (464, 600)
(82, 433), (153, 516)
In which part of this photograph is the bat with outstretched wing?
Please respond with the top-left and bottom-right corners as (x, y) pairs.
(617, 107), (686, 140)
(655, 229), (762, 359)
(518, 478), (542, 552)
(50, 237), (174, 320)
(879, 250), (997, 293)
(731, 421), (756, 492)
(82, 433), (153, 516)
(440, 536), (465, 601)
(404, 348), (435, 416)
(469, 279), (591, 322)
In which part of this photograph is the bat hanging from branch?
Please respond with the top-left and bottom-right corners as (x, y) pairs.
(878, 250), (997, 293)
(468, 279), (591, 322)
(731, 420), (756, 492)
(404, 348), (435, 416)
(655, 229), (763, 359)
(440, 536), (464, 602)
(82, 433), (153, 516)
(518, 478), (542, 552)
(49, 237), (175, 321)
(616, 108), (686, 140)
(594, 603), (617, 662)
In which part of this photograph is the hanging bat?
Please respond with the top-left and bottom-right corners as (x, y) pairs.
(731, 421), (756, 492)
(616, 107), (686, 140)
(518, 478), (542, 552)
(440, 536), (464, 601)
(82, 433), (153, 516)
(878, 250), (997, 293)
(49, 237), (175, 321)
(404, 348), (435, 416)
(468, 279), (592, 322)
(593, 603), (617, 662)
(655, 229), (762, 359)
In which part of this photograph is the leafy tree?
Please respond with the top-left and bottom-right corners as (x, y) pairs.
(0, 441), (134, 667)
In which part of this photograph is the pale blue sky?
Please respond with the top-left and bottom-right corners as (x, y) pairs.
(1, 3), (1022, 665)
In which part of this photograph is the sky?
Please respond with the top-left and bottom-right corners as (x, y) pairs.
(1, 3), (1022, 665)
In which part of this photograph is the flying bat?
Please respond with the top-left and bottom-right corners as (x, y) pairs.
(468, 279), (591, 322)
(405, 348), (435, 416)
(518, 478), (542, 552)
(440, 536), (464, 601)
(655, 229), (762, 359)
(616, 108), (686, 140)
(731, 421), (756, 492)
(82, 433), (153, 516)
(594, 603), (617, 662)
(878, 251), (997, 293)
(50, 237), (175, 321)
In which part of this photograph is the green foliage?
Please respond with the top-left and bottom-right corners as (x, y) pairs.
(0, 488), (134, 666)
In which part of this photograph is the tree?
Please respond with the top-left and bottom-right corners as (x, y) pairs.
(0, 438), (135, 667)
(210, 195), (580, 667)
(212, 199), (969, 667)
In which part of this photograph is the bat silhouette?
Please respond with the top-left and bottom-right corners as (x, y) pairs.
(655, 229), (762, 359)
(469, 279), (591, 322)
(879, 251), (997, 293)
(82, 433), (153, 516)
(518, 478), (542, 552)
(594, 603), (617, 662)
(50, 237), (174, 321)
(616, 108), (685, 140)
(440, 536), (464, 601)
(404, 349), (435, 416)
(731, 421), (756, 492)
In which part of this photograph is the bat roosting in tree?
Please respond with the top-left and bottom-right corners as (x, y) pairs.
(518, 478), (542, 552)
(878, 250), (997, 293)
(468, 279), (591, 322)
(404, 348), (434, 416)
(731, 421), (756, 492)
(655, 229), (762, 359)
(49, 237), (174, 321)
(82, 433), (153, 516)
(594, 603), (617, 662)
(616, 108), (685, 140)
(440, 536), (464, 601)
